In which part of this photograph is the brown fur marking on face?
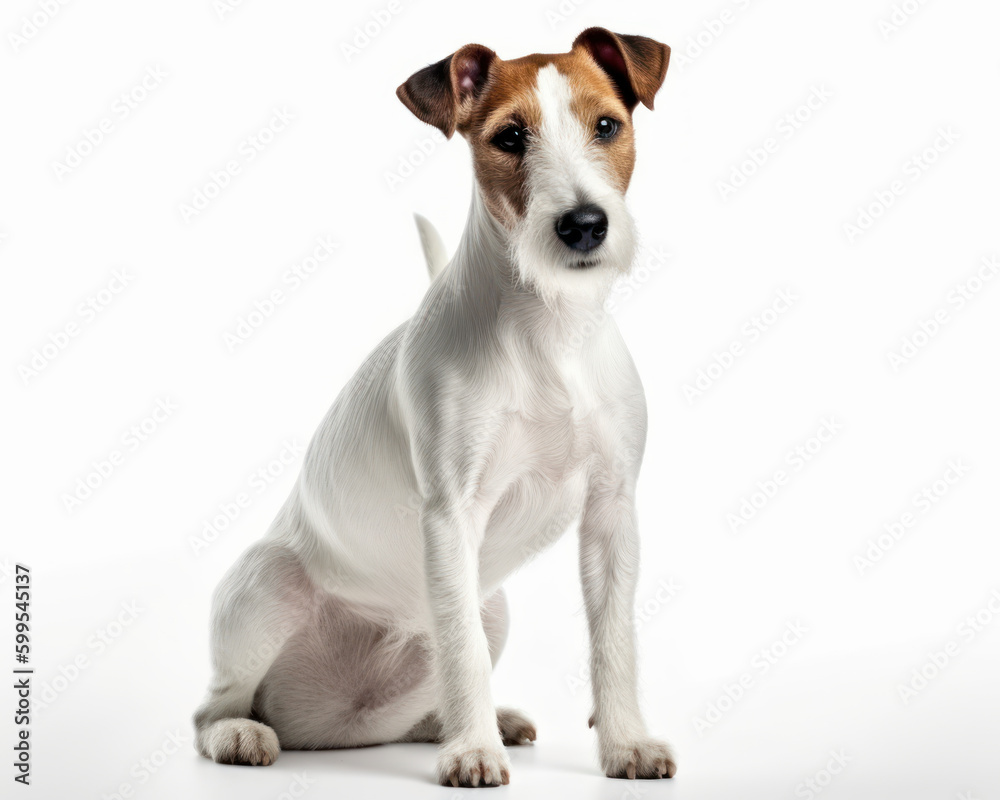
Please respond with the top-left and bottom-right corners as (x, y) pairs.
(459, 50), (638, 229)
(561, 49), (636, 194)
(460, 56), (545, 227)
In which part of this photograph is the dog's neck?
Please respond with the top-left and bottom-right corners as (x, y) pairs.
(445, 182), (613, 354)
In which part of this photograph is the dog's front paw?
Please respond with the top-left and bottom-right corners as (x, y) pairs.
(202, 719), (280, 766)
(601, 736), (676, 779)
(437, 740), (512, 787)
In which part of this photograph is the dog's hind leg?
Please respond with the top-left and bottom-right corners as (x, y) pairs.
(396, 711), (443, 743)
(193, 539), (315, 766)
(398, 707), (536, 746)
(480, 588), (537, 745)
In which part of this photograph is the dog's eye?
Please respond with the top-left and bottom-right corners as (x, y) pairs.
(491, 126), (525, 154)
(595, 117), (619, 140)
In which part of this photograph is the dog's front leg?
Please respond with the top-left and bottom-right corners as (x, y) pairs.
(422, 498), (510, 787)
(579, 485), (676, 779)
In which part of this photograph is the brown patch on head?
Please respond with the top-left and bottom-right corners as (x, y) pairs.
(561, 49), (637, 195)
(459, 55), (546, 228)
(396, 30), (670, 230)
(459, 50), (641, 229)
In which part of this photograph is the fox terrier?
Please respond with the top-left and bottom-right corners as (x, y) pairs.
(194, 26), (673, 787)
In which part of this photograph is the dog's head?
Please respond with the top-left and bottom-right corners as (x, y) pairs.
(397, 28), (669, 304)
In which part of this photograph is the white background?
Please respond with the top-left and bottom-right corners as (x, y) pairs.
(2, 0), (999, 798)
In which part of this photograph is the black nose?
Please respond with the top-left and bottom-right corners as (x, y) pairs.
(555, 205), (608, 251)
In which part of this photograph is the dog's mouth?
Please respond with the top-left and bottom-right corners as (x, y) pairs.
(570, 258), (600, 269)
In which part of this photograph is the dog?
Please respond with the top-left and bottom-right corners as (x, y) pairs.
(194, 27), (673, 787)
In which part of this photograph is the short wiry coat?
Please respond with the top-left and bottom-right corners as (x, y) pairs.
(194, 27), (674, 787)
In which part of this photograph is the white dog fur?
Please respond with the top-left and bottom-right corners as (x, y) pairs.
(194, 28), (674, 787)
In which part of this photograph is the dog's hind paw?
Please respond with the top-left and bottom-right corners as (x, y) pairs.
(496, 706), (536, 745)
(203, 719), (280, 766)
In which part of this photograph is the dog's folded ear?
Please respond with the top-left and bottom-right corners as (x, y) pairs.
(396, 44), (497, 138)
(572, 28), (670, 111)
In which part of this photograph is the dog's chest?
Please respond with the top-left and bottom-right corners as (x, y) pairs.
(477, 404), (592, 589)
(474, 351), (605, 576)
(506, 349), (601, 476)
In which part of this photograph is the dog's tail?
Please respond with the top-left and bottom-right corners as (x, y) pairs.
(414, 213), (448, 280)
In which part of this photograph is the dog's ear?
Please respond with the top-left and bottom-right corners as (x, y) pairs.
(396, 44), (497, 138)
(572, 28), (670, 111)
